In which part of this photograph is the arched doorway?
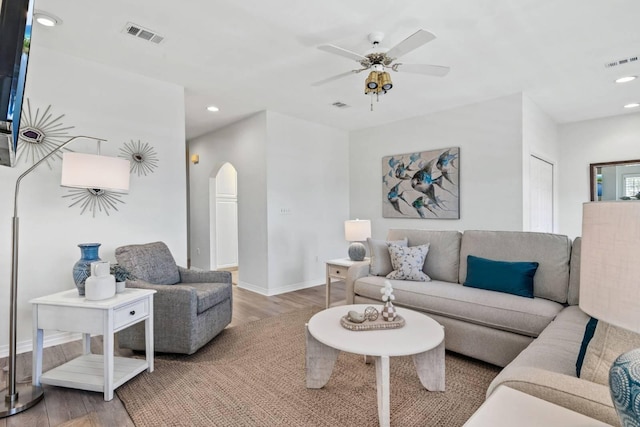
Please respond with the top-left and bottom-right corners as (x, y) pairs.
(211, 162), (238, 270)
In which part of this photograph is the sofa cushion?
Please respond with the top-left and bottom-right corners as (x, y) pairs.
(459, 230), (571, 304)
(386, 243), (431, 281)
(489, 306), (590, 385)
(187, 282), (232, 314)
(568, 237), (581, 306)
(367, 237), (408, 276)
(463, 255), (538, 298)
(115, 241), (180, 285)
(354, 276), (563, 337)
(580, 321), (640, 385)
(386, 229), (461, 283)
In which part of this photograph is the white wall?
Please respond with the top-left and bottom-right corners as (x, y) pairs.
(188, 111), (349, 295)
(188, 112), (269, 293)
(0, 45), (187, 355)
(522, 96), (559, 232)
(266, 111), (349, 294)
(558, 112), (640, 239)
(349, 94), (525, 239)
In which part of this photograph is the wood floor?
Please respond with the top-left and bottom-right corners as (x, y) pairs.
(0, 281), (344, 427)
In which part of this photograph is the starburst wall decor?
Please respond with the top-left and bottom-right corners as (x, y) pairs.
(17, 99), (75, 167)
(119, 139), (159, 176)
(63, 188), (126, 217)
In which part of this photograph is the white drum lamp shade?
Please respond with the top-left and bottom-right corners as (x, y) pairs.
(344, 219), (371, 261)
(61, 152), (130, 192)
(580, 201), (640, 425)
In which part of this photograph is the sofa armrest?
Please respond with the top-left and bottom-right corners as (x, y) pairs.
(178, 266), (232, 284)
(345, 263), (371, 304)
(487, 367), (618, 426)
(126, 279), (198, 320)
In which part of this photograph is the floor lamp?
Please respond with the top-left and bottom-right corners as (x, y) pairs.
(1, 136), (130, 417)
(580, 201), (640, 426)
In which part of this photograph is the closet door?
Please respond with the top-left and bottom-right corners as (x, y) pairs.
(529, 155), (554, 233)
(214, 163), (238, 269)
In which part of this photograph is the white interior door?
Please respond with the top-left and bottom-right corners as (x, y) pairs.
(214, 163), (238, 269)
(529, 155), (554, 233)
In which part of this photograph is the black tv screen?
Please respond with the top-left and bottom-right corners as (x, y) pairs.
(0, 0), (33, 167)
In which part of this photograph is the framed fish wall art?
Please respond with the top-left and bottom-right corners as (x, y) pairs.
(382, 147), (460, 219)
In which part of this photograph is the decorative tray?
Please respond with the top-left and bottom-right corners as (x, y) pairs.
(340, 315), (405, 331)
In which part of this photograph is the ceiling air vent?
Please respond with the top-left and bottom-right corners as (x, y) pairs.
(123, 22), (164, 44)
(332, 101), (350, 109)
(604, 55), (638, 68)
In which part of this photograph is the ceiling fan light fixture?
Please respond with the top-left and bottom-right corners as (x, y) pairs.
(380, 72), (393, 91)
(365, 71), (379, 92)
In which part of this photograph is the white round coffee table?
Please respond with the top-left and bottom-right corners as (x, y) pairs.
(306, 304), (445, 427)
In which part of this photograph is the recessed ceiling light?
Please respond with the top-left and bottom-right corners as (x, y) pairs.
(624, 103), (640, 109)
(616, 76), (637, 83)
(33, 11), (62, 27)
(206, 106), (219, 112)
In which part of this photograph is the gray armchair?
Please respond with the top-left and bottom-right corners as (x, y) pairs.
(115, 241), (232, 354)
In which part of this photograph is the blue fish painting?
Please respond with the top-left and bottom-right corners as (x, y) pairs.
(382, 147), (459, 219)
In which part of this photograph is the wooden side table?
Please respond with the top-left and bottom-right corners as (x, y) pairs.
(325, 258), (369, 308)
(31, 288), (156, 401)
(463, 386), (610, 426)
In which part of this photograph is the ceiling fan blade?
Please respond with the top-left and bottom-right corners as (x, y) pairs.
(394, 63), (450, 77)
(311, 70), (358, 86)
(317, 44), (366, 62)
(386, 29), (437, 59)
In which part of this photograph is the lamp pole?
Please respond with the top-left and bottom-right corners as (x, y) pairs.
(1, 136), (104, 417)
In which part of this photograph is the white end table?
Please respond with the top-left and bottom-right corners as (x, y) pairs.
(306, 304), (445, 427)
(325, 258), (369, 308)
(463, 386), (611, 426)
(31, 288), (155, 401)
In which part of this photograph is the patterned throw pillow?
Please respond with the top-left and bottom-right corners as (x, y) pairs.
(386, 243), (431, 281)
(367, 237), (408, 276)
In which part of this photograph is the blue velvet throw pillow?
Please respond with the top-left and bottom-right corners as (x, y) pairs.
(576, 317), (599, 377)
(463, 255), (538, 298)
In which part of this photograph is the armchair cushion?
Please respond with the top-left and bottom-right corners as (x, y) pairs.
(178, 266), (232, 284)
(115, 241), (180, 285)
(188, 282), (233, 314)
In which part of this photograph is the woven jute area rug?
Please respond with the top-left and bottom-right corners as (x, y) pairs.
(117, 307), (500, 426)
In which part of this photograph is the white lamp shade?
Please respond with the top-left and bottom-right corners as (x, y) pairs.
(344, 219), (371, 242)
(579, 201), (640, 333)
(61, 152), (130, 193)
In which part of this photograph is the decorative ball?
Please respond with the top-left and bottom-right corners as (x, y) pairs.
(364, 306), (379, 321)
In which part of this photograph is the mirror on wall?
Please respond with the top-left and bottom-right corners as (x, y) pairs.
(590, 159), (640, 201)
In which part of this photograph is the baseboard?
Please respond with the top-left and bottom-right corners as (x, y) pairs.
(0, 331), (82, 358)
(238, 279), (324, 296)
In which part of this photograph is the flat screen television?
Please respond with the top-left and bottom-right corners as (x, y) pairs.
(0, 0), (33, 167)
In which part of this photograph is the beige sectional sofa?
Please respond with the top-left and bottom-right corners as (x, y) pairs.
(345, 229), (618, 425)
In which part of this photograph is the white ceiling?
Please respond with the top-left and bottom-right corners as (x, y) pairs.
(32, 0), (640, 140)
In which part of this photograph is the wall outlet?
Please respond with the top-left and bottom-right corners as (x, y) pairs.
(196, 248), (201, 255)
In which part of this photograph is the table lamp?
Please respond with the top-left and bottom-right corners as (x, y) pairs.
(579, 201), (640, 426)
(344, 219), (371, 261)
(1, 136), (130, 417)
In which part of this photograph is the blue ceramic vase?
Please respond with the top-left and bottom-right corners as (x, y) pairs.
(610, 348), (640, 426)
(73, 243), (101, 296)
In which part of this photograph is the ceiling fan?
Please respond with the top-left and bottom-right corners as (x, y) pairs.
(312, 29), (450, 108)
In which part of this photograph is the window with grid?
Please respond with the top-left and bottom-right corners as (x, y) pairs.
(623, 174), (640, 197)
